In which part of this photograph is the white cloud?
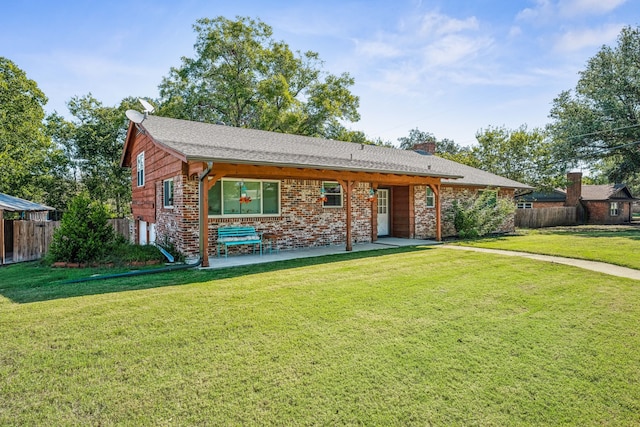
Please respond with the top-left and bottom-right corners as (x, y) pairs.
(516, 0), (554, 21)
(554, 24), (624, 52)
(352, 10), (494, 94)
(421, 34), (493, 67)
(517, 0), (628, 21)
(354, 39), (402, 58)
(419, 12), (479, 37)
(509, 26), (523, 38)
(558, 0), (628, 16)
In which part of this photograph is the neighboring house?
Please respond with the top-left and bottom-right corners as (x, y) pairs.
(515, 172), (637, 224)
(515, 189), (566, 209)
(0, 193), (54, 264)
(120, 115), (530, 266)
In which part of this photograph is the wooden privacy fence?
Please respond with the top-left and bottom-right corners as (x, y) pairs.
(1, 218), (132, 264)
(515, 207), (577, 229)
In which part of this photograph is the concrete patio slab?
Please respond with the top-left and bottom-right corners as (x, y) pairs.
(200, 237), (440, 269)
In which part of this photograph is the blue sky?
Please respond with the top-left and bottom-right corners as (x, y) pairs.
(2, 0), (637, 146)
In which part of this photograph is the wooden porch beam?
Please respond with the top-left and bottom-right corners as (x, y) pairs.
(200, 162), (443, 187)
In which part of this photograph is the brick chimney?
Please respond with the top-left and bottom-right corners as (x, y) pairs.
(565, 172), (582, 207)
(413, 141), (436, 155)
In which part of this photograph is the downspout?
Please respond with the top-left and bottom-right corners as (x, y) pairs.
(199, 162), (213, 267)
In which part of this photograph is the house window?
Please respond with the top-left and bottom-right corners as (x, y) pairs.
(610, 202), (619, 216)
(323, 182), (343, 207)
(208, 179), (280, 216)
(136, 152), (145, 187)
(163, 179), (174, 208)
(426, 187), (435, 208)
(517, 202), (533, 209)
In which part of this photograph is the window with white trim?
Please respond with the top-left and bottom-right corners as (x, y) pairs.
(323, 181), (343, 207)
(163, 179), (174, 208)
(610, 202), (619, 216)
(517, 202), (533, 209)
(136, 152), (145, 187)
(208, 179), (280, 216)
(426, 187), (435, 208)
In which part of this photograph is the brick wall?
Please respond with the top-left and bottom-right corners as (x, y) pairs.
(583, 200), (631, 224)
(153, 177), (518, 258)
(162, 178), (374, 258)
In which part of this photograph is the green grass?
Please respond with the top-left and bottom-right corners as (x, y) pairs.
(1, 248), (639, 425)
(453, 225), (640, 270)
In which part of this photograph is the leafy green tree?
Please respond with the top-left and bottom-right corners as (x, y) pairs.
(548, 25), (640, 187)
(0, 57), (68, 205)
(397, 128), (466, 155)
(49, 192), (117, 263)
(473, 125), (567, 190)
(447, 190), (515, 239)
(51, 95), (136, 216)
(158, 16), (360, 138)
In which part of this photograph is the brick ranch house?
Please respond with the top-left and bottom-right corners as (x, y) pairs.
(121, 115), (530, 266)
(515, 172), (637, 224)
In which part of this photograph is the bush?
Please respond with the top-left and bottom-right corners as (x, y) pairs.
(49, 193), (117, 263)
(448, 190), (515, 239)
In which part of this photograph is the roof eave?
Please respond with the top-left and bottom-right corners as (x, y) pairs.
(184, 156), (463, 180)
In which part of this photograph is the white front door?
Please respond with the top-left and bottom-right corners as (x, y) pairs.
(377, 189), (389, 236)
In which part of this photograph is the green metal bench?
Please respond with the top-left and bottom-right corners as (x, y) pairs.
(216, 226), (263, 258)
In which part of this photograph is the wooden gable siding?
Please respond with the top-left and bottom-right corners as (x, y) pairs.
(130, 132), (183, 222)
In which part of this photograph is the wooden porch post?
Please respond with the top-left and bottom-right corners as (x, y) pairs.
(200, 179), (210, 267)
(201, 172), (225, 267)
(371, 183), (378, 242)
(434, 184), (442, 241)
(0, 209), (4, 265)
(408, 184), (415, 239)
(338, 180), (354, 251)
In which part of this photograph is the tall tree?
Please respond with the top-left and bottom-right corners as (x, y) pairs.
(158, 16), (360, 138)
(0, 57), (67, 205)
(548, 25), (640, 186)
(397, 128), (475, 163)
(473, 125), (567, 190)
(51, 95), (135, 216)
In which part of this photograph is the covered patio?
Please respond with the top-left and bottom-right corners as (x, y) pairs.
(200, 237), (441, 269)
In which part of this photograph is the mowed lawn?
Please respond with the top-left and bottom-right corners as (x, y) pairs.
(455, 225), (640, 270)
(1, 247), (639, 425)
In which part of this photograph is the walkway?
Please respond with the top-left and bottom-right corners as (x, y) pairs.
(201, 237), (440, 269)
(441, 245), (640, 281)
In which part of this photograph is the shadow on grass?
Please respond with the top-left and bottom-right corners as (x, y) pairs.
(0, 246), (433, 304)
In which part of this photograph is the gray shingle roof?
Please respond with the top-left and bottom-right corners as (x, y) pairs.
(139, 115), (531, 189)
(0, 193), (54, 212)
(581, 184), (635, 201)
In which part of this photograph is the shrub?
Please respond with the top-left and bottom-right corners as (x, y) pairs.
(49, 193), (117, 263)
(448, 190), (515, 239)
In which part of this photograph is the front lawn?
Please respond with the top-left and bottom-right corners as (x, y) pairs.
(1, 248), (639, 425)
(453, 225), (640, 269)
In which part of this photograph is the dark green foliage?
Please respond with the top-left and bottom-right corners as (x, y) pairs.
(157, 16), (360, 139)
(549, 25), (640, 191)
(0, 57), (72, 207)
(49, 193), (117, 263)
(448, 190), (515, 239)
